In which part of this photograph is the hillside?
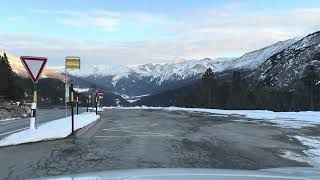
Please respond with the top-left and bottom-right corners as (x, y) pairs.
(137, 31), (320, 111)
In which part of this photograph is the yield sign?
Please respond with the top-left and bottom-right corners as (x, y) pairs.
(20, 56), (47, 83)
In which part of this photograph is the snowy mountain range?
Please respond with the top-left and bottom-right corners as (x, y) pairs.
(4, 31), (320, 105)
(83, 37), (300, 98)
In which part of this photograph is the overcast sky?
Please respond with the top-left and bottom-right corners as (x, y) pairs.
(1, 0), (320, 74)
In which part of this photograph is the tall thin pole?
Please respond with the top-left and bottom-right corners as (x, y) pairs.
(208, 81), (211, 107)
(70, 83), (74, 134)
(65, 65), (68, 119)
(86, 98), (89, 112)
(76, 96), (79, 115)
(95, 92), (98, 115)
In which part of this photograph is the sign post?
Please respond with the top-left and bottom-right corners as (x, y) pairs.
(95, 93), (98, 115)
(70, 83), (75, 134)
(98, 91), (104, 108)
(20, 56), (47, 130)
(87, 95), (91, 112)
(76, 96), (79, 115)
(65, 57), (80, 133)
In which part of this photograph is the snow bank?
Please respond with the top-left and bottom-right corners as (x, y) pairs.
(88, 107), (105, 112)
(294, 136), (320, 167)
(105, 106), (320, 129)
(0, 112), (100, 147)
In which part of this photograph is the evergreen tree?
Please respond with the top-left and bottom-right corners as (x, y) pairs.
(0, 53), (23, 100)
(230, 71), (242, 108)
(201, 68), (214, 107)
(302, 65), (320, 110)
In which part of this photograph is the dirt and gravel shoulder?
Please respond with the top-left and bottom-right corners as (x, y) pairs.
(0, 101), (30, 120)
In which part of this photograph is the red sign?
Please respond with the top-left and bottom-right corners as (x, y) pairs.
(20, 56), (47, 83)
(98, 91), (104, 96)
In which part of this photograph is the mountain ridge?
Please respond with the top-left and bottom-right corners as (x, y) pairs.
(82, 37), (299, 97)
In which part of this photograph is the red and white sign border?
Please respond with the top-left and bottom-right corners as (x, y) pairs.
(20, 56), (47, 83)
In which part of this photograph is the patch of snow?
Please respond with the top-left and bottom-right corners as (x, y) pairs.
(73, 87), (90, 93)
(294, 136), (320, 167)
(279, 150), (309, 164)
(105, 106), (320, 129)
(126, 94), (150, 103)
(127, 99), (139, 103)
(0, 117), (18, 122)
(115, 99), (121, 107)
(0, 112), (100, 147)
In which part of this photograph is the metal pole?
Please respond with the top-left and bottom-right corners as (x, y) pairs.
(95, 93), (98, 115)
(76, 96), (79, 115)
(92, 91), (95, 108)
(86, 98), (89, 112)
(30, 83), (37, 129)
(70, 83), (74, 134)
(65, 65), (68, 120)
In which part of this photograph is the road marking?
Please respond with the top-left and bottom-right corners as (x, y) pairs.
(101, 129), (172, 136)
(95, 134), (174, 138)
(105, 120), (120, 123)
(0, 127), (29, 137)
(0, 121), (20, 125)
(0, 122), (47, 137)
(103, 123), (158, 130)
(0, 118), (21, 122)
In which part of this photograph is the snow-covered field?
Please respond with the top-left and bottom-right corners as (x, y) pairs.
(0, 112), (100, 147)
(105, 106), (320, 129)
(105, 106), (320, 167)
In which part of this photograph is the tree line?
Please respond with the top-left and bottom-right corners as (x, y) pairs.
(0, 53), (24, 100)
(175, 66), (320, 111)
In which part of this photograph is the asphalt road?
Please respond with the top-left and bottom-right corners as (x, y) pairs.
(0, 109), (316, 179)
(0, 107), (87, 139)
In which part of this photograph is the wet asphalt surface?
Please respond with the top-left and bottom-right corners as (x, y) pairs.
(0, 109), (317, 179)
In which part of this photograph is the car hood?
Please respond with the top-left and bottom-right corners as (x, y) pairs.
(33, 168), (320, 180)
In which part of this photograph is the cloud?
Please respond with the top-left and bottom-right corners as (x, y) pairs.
(33, 9), (167, 32)
(59, 16), (119, 31)
(2, 5), (320, 74)
(7, 16), (23, 22)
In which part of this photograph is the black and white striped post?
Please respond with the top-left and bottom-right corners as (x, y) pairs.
(30, 84), (37, 129)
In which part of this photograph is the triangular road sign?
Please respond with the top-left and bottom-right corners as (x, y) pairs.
(20, 56), (47, 83)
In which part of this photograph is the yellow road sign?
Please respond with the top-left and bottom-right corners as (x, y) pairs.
(66, 57), (80, 69)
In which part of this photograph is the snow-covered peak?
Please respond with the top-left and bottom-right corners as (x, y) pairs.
(287, 31), (320, 51)
(98, 57), (235, 86)
(227, 38), (300, 70)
